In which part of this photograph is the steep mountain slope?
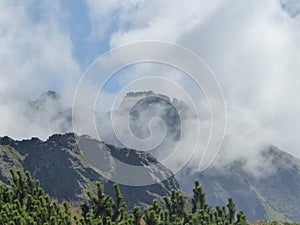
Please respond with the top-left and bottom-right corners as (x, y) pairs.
(177, 146), (300, 222)
(7, 90), (300, 222)
(0, 133), (179, 208)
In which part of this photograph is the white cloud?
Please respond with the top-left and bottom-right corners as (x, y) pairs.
(0, 0), (299, 174)
(178, 0), (300, 159)
(0, 1), (81, 139)
(85, 0), (300, 165)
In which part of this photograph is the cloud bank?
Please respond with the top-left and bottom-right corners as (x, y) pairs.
(0, 0), (300, 175)
(86, 0), (300, 163)
(0, 1), (80, 139)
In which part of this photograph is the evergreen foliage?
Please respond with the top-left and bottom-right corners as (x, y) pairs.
(0, 170), (248, 225)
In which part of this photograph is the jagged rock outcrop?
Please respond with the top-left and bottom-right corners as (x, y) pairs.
(0, 133), (179, 208)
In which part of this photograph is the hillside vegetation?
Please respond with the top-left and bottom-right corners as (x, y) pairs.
(0, 170), (248, 225)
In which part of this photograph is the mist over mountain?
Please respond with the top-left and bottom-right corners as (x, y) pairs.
(1, 90), (300, 222)
(281, 0), (300, 17)
(96, 91), (300, 222)
(1, 91), (73, 140)
(177, 146), (300, 222)
(96, 91), (195, 161)
(1, 0), (300, 224)
(27, 91), (72, 133)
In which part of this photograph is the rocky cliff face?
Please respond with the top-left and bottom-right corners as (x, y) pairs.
(0, 133), (179, 208)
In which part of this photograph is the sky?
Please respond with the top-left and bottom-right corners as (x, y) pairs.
(0, 0), (300, 164)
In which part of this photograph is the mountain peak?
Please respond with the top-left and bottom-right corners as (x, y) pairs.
(38, 90), (61, 102)
(44, 90), (60, 97)
(125, 90), (155, 98)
